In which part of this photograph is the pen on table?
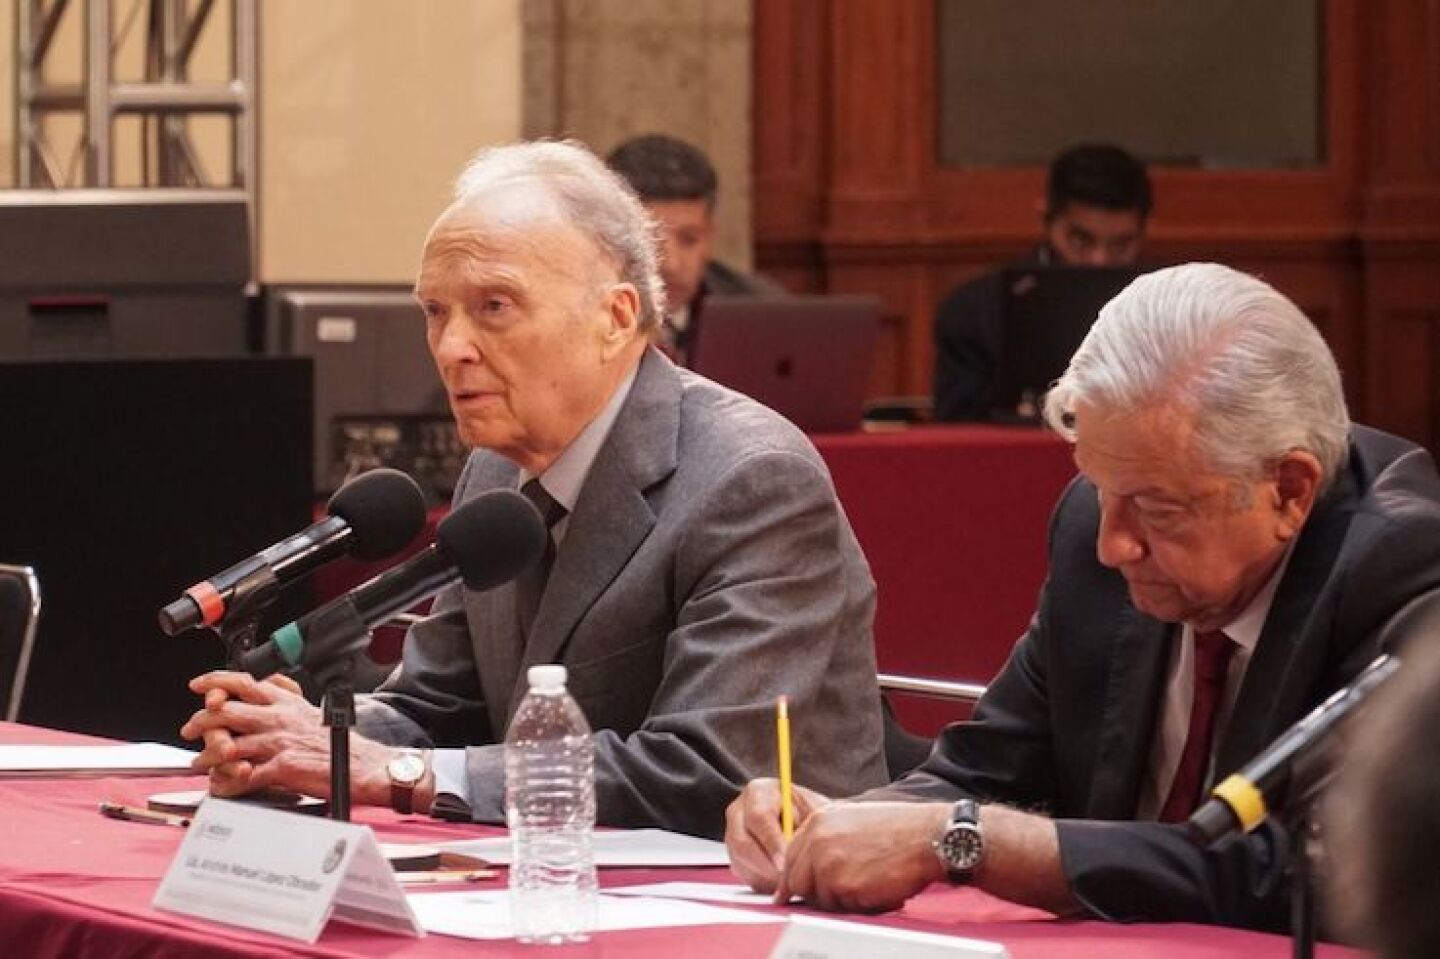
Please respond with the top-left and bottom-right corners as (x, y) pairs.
(99, 801), (190, 829)
(777, 695), (794, 841)
(394, 869), (495, 885)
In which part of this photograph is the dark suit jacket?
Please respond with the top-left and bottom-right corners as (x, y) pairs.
(932, 249), (1047, 422)
(872, 425), (1440, 930)
(356, 348), (887, 837)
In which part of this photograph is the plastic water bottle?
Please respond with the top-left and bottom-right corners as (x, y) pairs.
(505, 664), (597, 943)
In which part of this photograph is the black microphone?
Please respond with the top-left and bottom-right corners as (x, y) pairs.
(158, 468), (427, 636)
(238, 488), (546, 678)
(1187, 653), (1400, 846)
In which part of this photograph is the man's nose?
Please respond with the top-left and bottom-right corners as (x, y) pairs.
(430, 314), (479, 365)
(1095, 502), (1145, 568)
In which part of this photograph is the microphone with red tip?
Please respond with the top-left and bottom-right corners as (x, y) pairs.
(238, 488), (546, 679)
(158, 469), (428, 636)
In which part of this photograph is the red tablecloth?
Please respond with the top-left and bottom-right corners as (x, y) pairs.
(0, 723), (1360, 958)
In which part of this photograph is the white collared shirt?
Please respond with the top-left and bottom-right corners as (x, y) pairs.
(1136, 544), (1296, 820)
(429, 360), (640, 809)
(516, 360), (639, 544)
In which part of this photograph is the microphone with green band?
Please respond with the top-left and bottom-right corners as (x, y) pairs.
(240, 488), (546, 678)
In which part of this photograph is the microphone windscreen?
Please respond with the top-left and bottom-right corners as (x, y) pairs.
(438, 489), (547, 591)
(326, 468), (428, 560)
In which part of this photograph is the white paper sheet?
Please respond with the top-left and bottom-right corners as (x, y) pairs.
(0, 742), (199, 778)
(407, 890), (784, 940)
(431, 828), (731, 867)
(606, 881), (778, 907)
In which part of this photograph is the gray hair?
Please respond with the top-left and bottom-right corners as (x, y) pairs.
(1043, 262), (1351, 487)
(451, 140), (666, 331)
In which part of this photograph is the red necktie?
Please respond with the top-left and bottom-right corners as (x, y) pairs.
(1159, 630), (1237, 822)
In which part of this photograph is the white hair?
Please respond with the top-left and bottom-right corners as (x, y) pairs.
(450, 140), (666, 331)
(1043, 262), (1351, 487)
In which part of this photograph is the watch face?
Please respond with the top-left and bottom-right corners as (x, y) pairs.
(389, 753), (425, 785)
(940, 824), (984, 872)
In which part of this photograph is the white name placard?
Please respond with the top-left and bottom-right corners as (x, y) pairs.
(769, 915), (1009, 959)
(153, 798), (422, 943)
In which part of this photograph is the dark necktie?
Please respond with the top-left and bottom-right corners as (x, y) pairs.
(515, 479), (567, 639)
(1159, 630), (1237, 822)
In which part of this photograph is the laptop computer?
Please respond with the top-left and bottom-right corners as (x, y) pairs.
(689, 295), (880, 433)
(990, 265), (1144, 421)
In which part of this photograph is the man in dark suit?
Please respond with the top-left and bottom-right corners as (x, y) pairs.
(727, 262), (1440, 928)
(933, 143), (1152, 421)
(606, 133), (780, 365)
(181, 140), (886, 837)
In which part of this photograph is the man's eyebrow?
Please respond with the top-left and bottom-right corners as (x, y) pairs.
(1074, 463), (1182, 503)
(1132, 491), (1188, 507)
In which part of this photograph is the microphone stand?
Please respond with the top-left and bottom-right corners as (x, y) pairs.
(1283, 752), (1340, 959)
(211, 566), (280, 668)
(1286, 803), (1320, 959)
(219, 569), (361, 820)
(207, 571), (362, 819)
(221, 575), (365, 823)
(294, 600), (376, 824)
(318, 677), (355, 823)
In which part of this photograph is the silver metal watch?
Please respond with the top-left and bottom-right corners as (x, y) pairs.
(933, 798), (984, 878)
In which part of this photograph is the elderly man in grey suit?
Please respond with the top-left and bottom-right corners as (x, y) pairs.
(726, 262), (1440, 929)
(181, 140), (886, 837)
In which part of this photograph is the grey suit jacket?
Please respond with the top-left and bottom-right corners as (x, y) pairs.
(870, 425), (1440, 930)
(356, 348), (886, 837)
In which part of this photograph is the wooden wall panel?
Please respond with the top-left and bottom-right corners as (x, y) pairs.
(825, 2), (928, 237)
(825, 260), (931, 397)
(754, 0), (1440, 449)
(1365, 261), (1440, 446)
(752, 0), (826, 244)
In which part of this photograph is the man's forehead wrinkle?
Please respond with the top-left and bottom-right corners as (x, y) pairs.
(428, 224), (612, 301)
(1072, 403), (1211, 498)
(416, 232), (526, 295)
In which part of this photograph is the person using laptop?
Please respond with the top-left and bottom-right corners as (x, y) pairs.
(606, 133), (781, 365)
(933, 143), (1153, 421)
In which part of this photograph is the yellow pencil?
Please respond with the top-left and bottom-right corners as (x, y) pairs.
(777, 695), (794, 841)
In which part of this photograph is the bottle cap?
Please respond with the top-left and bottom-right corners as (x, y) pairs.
(527, 664), (567, 689)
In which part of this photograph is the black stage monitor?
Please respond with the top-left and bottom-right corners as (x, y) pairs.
(0, 358), (313, 743)
(0, 189), (250, 359)
(990, 265), (1143, 422)
(268, 287), (457, 497)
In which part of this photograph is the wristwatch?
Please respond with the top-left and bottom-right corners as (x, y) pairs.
(933, 798), (985, 879)
(386, 749), (429, 814)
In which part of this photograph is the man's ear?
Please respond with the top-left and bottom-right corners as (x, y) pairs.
(1274, 450), (1324, 539)
(600, 282), (642, 360)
